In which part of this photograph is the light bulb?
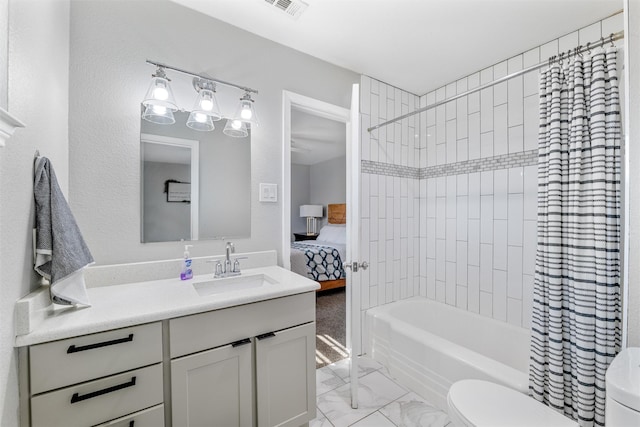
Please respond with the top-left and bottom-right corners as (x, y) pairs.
(240, 103), (252, 120)
(200, 99), (213, 111)
(152, 105), (167, 114)
(153, 86), (168, 101)
(194, 113), (207, 123)
(232, 120), (242, 130)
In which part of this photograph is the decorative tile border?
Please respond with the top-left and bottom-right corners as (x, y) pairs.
(421, 150), (538, 179)
(362, 150), (538, 179)
(361, 160), (421, 179)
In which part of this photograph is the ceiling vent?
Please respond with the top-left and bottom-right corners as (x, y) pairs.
(263, 0), (309, 20)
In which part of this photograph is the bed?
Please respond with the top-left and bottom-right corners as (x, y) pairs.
(290, 203), (347, 292)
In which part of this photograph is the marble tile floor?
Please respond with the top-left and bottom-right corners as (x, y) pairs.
(312, 356), (452, 427)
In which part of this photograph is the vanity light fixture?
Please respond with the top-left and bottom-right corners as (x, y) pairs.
(142, 104), (176, 125)
(142, 67), (179, 124)
(223, 118), (249, 138)
(142, 60), (259, 137)
(142, 67), (178, 110)
(232, 92), (260, 127)
(186, 79), (222, 132)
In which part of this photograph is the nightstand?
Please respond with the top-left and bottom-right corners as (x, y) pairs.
(294, 233), (318, 241)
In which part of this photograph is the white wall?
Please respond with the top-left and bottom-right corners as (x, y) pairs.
(0, 1), (70, 425)
(0, 0), (7, 109)
(310, 155), (346, 229)
(626, 0), (640, 347)
(68, 0), (359, 266)
(291, 164), (310, 234)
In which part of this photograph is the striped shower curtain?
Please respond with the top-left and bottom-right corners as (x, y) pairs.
(529, 47), (622, 427)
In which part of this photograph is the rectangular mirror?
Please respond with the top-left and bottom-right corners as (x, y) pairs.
(140, 110), (251, 242)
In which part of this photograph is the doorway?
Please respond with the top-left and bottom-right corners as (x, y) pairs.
(282, 88), (361, 406)
(289, 107), (347, 368)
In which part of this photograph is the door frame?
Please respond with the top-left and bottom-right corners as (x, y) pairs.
(282, 89), (361, 408)
(281, 91), (350, 269)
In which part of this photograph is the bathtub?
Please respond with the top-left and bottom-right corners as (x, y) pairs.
(365, 296), (531, 411)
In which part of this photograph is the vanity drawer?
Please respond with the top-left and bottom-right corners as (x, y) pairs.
(30, 363), (163, 427)
(94, 403), (164, 427)
(170, 292), (315, 358)
(30, 322), (162, 394)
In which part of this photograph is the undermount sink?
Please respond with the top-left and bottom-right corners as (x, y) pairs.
(192, 273), (278, 297)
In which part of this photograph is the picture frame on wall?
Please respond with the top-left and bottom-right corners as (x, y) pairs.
(167, 181), (191, 203)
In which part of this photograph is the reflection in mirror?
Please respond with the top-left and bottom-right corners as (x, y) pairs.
(141, 110), (251, 243)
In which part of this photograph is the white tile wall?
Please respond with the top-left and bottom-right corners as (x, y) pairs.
(360, 76), (421, 318)
(359, 13), (624, 333)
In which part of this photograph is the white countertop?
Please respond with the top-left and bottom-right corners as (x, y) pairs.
(15, 265), (319, 347)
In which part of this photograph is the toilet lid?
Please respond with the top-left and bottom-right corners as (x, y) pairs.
(448, 380), (577, 427)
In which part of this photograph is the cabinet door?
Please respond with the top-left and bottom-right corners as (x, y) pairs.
(255, 322), (316, 427)
(171, 341), (253, 427)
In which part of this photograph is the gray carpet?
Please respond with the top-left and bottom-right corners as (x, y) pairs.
(315, 288), (347, 369)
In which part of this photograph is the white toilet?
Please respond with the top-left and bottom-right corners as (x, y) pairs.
(448, 348), (640, 427)
(447, 380), (577, 427)
(605, 347), (640, 426)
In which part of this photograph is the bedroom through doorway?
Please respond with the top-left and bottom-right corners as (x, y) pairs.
(288, 107), (348, 369)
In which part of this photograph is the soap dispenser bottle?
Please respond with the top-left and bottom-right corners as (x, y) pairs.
(180, 245), (194, 280)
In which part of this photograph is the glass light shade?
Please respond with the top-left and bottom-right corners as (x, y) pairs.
(186, 111), (215, 131)
(142, 76), (178, 111)
(190, 88), (222, 121)
(223, 119), (249, 138)
(232, 97), (259, 127)
(142, 104), (175, 124)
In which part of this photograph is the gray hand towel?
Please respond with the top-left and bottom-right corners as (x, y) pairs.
(34, 157), (93, 306)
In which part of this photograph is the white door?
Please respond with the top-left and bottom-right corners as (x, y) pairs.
(281, 88), (363, 408)
(345, 83), (364, 409)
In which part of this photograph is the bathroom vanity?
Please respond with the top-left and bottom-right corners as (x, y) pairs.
(15, 263), (319, 427)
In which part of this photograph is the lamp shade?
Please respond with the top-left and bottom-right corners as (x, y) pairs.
(223, 119), (249, 138)
(233, 93), (260, 127)
(190, 88), (222, 121)
(300, 205), (323, 218)
(142, 104), (175, 125)
(186, 111), (215, 131)
(142, 76), (178, 111)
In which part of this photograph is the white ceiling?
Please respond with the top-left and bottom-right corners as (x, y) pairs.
(171, 0), (621, 95)
(291, 108), (346, 166)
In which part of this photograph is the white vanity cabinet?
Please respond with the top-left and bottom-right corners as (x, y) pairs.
(26, 322), (164, 427)
(255, 322), (316, 427)
(169, 292), (316, 427)
(17, 270), (319, 427)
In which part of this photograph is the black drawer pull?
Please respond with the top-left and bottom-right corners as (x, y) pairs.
(256, 332), (276, 340)
(70, 376), (136, 404)
(231, 338), (251, 347)
(129, 421), (134, 427)
(67, 334), (134, 353)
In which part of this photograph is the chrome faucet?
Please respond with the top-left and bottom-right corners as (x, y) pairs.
(212, 242), (243, 278)
(224, 242), (235, 274)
